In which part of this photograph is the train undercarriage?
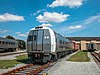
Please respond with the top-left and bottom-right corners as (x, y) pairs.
(0, 48), (16, 52)
(28, 50), (73, 63)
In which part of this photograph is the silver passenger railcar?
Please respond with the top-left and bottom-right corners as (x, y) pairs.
(27, 26), (74, 62)
(0, 37), (18, 52)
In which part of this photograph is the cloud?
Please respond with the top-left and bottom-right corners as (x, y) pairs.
(16, 32), (27, 37)
(57, 14), (100, 34)
(84, 13), (100, 24)
(98, 19), (100, 22)
(48, 0), (84, 8)
(39, 23), (52, 27)
(33, 9), (46, 16)
(68, 13), (100, 30)
(0, 29), (8, 34)
(36, 12), (70, 23)
(0, 13), (25, 22)
(69, 25), (82, 29)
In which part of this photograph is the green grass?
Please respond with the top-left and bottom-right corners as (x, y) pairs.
(0, 54), (29, 69)
(67, 51), (90, 62)
(16, 54), (28, 60)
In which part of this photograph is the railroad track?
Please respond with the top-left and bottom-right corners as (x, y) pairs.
(0, 62), (54, 75)
(91, 52), (100, 68)
(0, 51), (27, 56)
(0, 52), (69, 75)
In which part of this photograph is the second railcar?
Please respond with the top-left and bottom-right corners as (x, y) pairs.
(0, 37), (18, 52)
(87, 42), (96, 52)
(27, 26), (74, 62)
(73, 42), (79, 52)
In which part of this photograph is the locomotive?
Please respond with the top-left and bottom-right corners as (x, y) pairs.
(27, 26), (75, 62)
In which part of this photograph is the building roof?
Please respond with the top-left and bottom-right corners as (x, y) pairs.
(67, 37), (100, 41)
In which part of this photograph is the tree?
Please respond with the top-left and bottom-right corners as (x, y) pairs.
(16, 39), (26, 49)
(5, 35), (15, 40)
(5, 35), (26, 50)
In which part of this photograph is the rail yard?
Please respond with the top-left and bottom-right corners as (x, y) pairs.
(0, 0), (100, 75)
(0, 26), (100, 75)
(0, 50), (100, 75)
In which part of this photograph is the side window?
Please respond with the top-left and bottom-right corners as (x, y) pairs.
(63, 41), (64, 44)
(33, 30), (38, 41)
(2, 41), (5, 44)
(11, 42), (13, 45)
(9, 42), (10, 45)
(6, 42), (8, 44)
(59, 40), (62, 44)
(34, 35), (36, 40)
(28, 36), (33, 41)
(29, 30), (34, 35)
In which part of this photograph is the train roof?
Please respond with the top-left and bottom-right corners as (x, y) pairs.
(30, 26), (52, 30)
(0, 37), (17, 42)
(67, 37), (100, 41)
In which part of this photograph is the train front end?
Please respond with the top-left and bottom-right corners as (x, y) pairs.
(27, 26), (54, 62)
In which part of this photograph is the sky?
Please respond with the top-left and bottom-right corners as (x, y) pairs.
(0, 0), (100, 40)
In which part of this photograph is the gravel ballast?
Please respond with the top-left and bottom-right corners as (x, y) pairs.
(47, 52), (100, 75)
(0, 53), (27, 60)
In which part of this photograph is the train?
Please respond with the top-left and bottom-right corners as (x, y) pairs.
(87, 42), (96, 52)
(0, 37), (18, 52)
(72, 42), (80, 52)
(27, 26), (78, 62)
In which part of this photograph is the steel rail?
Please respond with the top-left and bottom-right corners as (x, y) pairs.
(0, 51), (27, 56)
(91, 52), (100, 68)
(91, 52), (100, 62)
(1, 62), (52, 75)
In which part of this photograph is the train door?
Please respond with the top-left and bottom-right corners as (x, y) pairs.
(33, 30), (44, 51)
(37, 30), (44, 51)
(43, 29), (51, 51)
(33, 30), (37, 50)
(27, 31), (34, 51)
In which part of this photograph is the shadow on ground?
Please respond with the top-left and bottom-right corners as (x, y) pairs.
(17, 58), (31, 64)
